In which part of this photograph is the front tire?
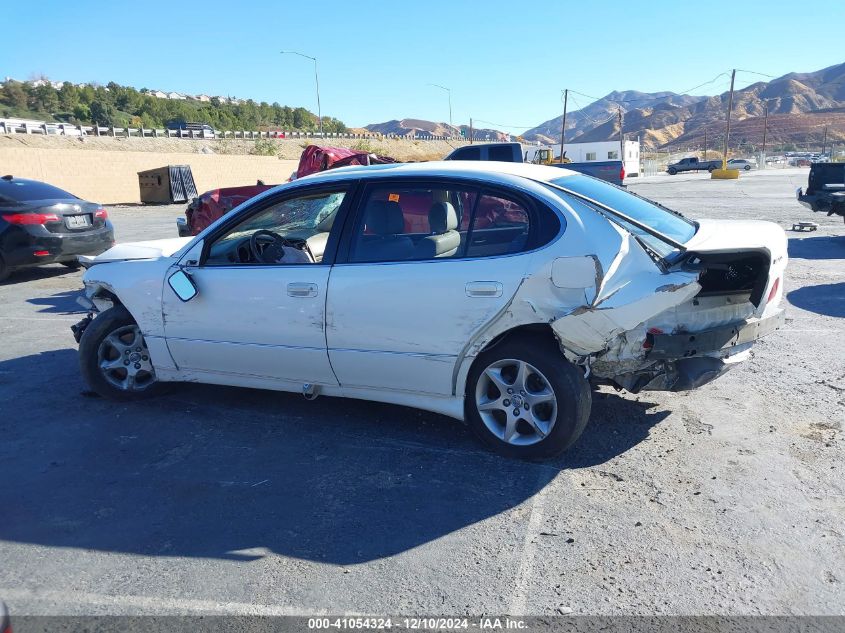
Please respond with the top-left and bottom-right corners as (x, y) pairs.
(466, 337), (591, 459)
(668, 167), (677, 175)
(79, 306), (166, 400)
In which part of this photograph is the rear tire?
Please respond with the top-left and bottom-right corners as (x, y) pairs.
(465, 336), (591, 459)
(0, 254), (8, 282)
(61, 260), (81, 270)
(708, 166), (716, 173)
(745, 165), (751, 171)
(79, 306), (167, 400)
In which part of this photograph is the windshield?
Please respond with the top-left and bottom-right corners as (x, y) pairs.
(548, 174), (697, 258)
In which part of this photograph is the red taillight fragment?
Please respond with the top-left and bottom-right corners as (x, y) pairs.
(94, 208), (108, 220)
(2, 213), (60, 225)
(643, 327), (663, 350)
(767, 277), (780, 303)
(620, 166), (626, 181)
(33, 250), (50, 256)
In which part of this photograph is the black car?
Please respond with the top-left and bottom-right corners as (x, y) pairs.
(797, 162), (845, 221)
(0, 175), (114, 281)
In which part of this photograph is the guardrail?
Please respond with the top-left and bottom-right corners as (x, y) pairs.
(0, 119), (466, 141)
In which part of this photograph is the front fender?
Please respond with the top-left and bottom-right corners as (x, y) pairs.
(82, 258), (174, 337)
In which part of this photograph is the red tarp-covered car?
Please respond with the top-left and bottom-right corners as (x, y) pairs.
(176, 145), (396, 236)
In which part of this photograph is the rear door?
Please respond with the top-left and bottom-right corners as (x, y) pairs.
(325, 178), (553, 395)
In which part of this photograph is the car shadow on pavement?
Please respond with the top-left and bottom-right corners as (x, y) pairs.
(0, 264), (80, 285)
(0, 349), (666, 565)
(787, 234), (845, 260)
(787, 282), (845, 318)
(26, 289), (87, 314)
(561, 391), (670, 470)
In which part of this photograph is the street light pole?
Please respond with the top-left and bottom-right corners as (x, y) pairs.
(281, 50), (322, 136)
(428, 83), (452, 131)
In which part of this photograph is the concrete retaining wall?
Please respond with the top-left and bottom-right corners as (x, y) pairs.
(0, 147), (299, 204)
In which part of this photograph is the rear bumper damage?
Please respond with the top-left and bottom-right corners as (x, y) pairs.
(797, 187), (845, 219)
(604, 309), (785, 393)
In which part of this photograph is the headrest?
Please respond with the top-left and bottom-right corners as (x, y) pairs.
(429, 201), (458, 234)
(365, 200), (405, 235)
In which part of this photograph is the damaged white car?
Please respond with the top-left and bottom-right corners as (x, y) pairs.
(74, 162), (786, 458)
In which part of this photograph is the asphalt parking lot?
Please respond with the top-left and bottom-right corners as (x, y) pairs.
(1, 168), (843, 616)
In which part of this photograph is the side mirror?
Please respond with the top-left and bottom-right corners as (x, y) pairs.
(168, 269), (198, 302)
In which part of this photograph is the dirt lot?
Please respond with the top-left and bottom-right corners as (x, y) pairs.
(0, 168), (843, 616)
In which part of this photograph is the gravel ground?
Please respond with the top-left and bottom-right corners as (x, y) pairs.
(0, 168), (843, 617)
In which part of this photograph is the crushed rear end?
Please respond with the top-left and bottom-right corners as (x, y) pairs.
(550, 218), (786, 393)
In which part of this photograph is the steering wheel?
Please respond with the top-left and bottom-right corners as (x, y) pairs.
(249, 230), (287, 263)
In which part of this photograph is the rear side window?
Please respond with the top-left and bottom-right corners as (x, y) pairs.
(0, 179), (77, 202)
(488, 145), (514, 161)
(348, 181), (561, 264)
(350, 185), (474, 263)
(465, 194), (530, 257)
(449, 147), (481, 161)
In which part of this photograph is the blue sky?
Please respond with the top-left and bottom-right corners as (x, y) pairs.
(3, 0), (843, 132)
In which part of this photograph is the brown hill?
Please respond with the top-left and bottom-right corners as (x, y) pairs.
(365, 118), (507, 140)
(528, 62), (845, 149)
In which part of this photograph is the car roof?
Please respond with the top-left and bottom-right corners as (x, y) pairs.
(292, 160), (579, 187)
(0, 176), (78, 202)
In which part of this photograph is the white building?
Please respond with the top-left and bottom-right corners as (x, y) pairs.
(525, 139), (641, 177)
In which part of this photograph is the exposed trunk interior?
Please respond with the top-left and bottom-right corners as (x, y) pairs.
(685, 251), (770, 307)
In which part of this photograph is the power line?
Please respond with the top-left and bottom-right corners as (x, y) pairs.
(471, 118), (537, 130)
(736, 69), (776, 79)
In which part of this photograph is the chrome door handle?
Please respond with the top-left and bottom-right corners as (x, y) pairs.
(287, 282), (318, 298)
(466, 281), (503, 298)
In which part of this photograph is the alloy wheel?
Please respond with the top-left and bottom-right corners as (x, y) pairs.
(475, 358), (558, 446)
(96, 325), (157, 392)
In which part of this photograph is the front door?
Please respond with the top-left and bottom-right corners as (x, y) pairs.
(163, 186), (350, 388)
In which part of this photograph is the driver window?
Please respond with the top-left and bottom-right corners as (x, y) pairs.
(204, 190), (346, 266)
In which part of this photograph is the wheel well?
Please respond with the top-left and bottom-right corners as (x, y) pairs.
(477, 323), (558, 355)
(462, 323), (567, 401)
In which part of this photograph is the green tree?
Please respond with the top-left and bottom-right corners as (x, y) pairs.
(29, 85), (59, 113)
(58, 83), (80, 111)
(89, 99), (117, 125)
(0, 81), (29, 109)
(72, 103), (91, 123)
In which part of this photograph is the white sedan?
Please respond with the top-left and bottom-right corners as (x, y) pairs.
(74, 162), (787, 458)
(727, 158), (757, 171)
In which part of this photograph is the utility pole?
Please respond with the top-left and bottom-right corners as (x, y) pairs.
(822, 126), (828, 155)
(469, 118), (473, 144)
(703, 126), (708, 160)
(761, 102), (769, 153)
(280, 51), (322, 136)
(722, 68), (736, 169)
(427, 84), (452, 130)
(559, 89), (568, 162)
(618, 107), (624, 163)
